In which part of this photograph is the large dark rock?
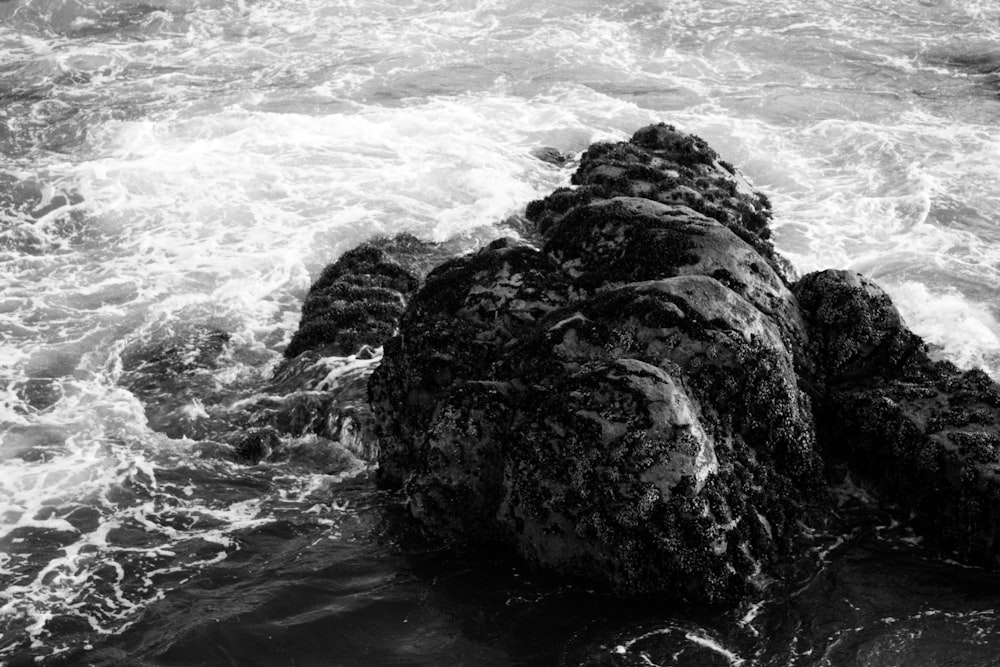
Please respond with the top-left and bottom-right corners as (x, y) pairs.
(368, 125), (825, 602)
(498, 277), (819, 600)
(284, 122), (1000, 604)
(543, 197), (808, 362)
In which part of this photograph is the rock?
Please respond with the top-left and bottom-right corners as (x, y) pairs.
(544, 197), (808, 361)
(234, 426), (281, 464)
(404, 380), (514, 545)
(368, 126), (824, 602)
(824, 359), (1000, 564)
(500, 278), (820, 599)
(284, 232), (464, 360)
(237, 232), (451, 464)
(283, 234), (431, 359)
(372, 237), (570, 488)
(530, 146), (571, 166)
(515, 277), (817, 481)
(118, 325), (232, 440)
(286, 123), (1000, 603)
(798, 269), (1000, 565)
(794, 269), (922, 388)
(525, 122), (790, 281)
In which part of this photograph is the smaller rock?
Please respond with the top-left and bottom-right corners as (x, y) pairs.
(285, 233), (446, 359)
(794, 269), (923, 387)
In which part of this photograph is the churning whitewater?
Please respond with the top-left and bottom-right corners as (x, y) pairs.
(2, 0), (1000, 664)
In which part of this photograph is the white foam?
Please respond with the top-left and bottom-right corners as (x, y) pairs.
(684, 632), (746, 666)
(885, 280), (1000, 376)
(613, 624), (745, 667)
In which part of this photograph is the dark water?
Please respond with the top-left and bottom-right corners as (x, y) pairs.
(50, 512), (1000, 666)
(3, 0), (1000, 664)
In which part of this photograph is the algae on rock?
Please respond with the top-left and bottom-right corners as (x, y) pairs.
(281, 122), (1000, 605)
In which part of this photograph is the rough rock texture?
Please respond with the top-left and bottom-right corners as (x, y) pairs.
(542, 197), (808, 362)
(372, 238), (570, 488)
(284, 233), (440, 359)
(369, 124), (824, 602)
(525, 123), (788, 280)
(794, 269), (923, 388)
(795, 269), (1000, 566)
(286, 123), (1000, 603)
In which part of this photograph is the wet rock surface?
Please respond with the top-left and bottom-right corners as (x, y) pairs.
(283, 122), (1000, 604)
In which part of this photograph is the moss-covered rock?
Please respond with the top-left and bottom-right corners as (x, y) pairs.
(371, 237), (570, 488)
(824, 358), (1000, 564)
(498, 277), (820, 598)
(543, 197), (808, 362)
(405, 380), (514, 545)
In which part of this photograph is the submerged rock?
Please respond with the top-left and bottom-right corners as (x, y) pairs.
(287, 122), (1000, 604)
(118, 324), (233, 440)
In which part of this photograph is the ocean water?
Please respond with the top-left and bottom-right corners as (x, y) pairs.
(2, 0), (1000, 664)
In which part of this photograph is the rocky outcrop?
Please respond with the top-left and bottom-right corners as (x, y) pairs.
(118, 234), (447, 466)
(283, 122), (1000, 604)
(367, 124), (825, 602)
(795, 269), (1000, 566)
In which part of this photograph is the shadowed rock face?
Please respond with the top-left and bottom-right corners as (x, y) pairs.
(372, 238), (571, 487)
(795, 269), (1000, 567)
(283, 122), (1000, 604)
